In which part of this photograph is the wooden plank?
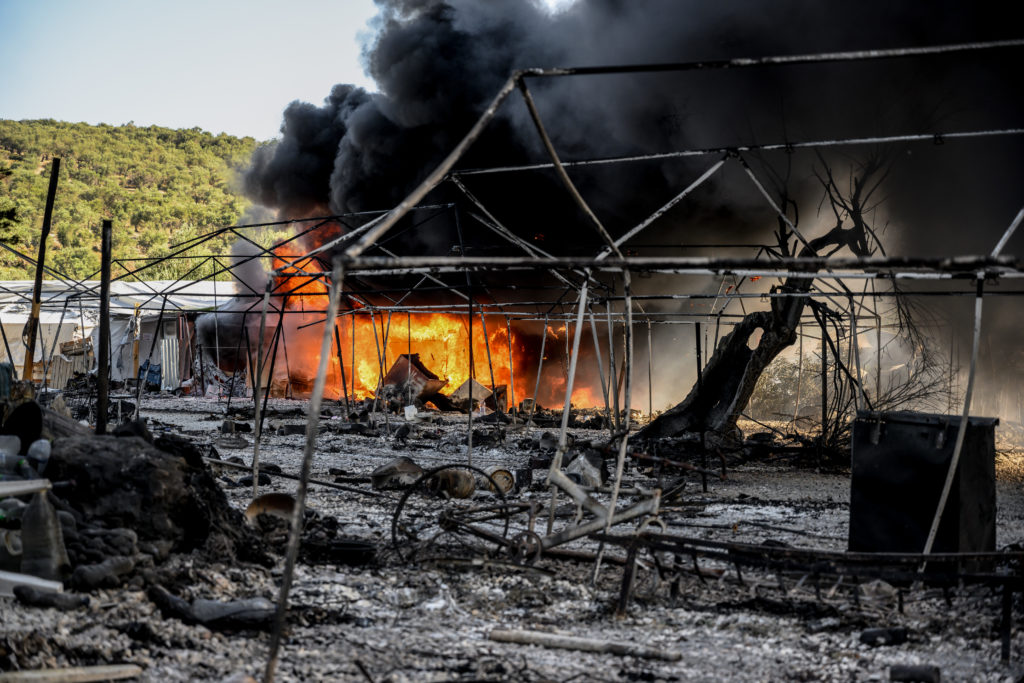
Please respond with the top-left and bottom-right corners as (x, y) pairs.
(0, 570), (63, 598)
(489, 628), (681, 661)
(0, 480), (51, 498)
(0, 665), (142, 682)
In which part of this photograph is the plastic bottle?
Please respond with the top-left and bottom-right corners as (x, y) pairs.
(19, 491), (70, 581)
(0, 452), (26, 478)
(26, 439), (51, 475)
(0, 435), (20, 456)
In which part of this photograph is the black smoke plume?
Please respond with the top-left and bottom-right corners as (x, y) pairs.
(242, 0), (1021, 259)
(208, 0), (1023, 411)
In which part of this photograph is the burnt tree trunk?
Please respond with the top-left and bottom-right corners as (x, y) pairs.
(639, 155), (885, 440)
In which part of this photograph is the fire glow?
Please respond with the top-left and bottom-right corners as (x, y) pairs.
(261, 259), (602, 408)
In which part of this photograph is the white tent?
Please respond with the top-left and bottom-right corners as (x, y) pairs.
(0, 279), (239, 389)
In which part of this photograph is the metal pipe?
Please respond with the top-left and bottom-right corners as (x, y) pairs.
(528, 316), (549, 425)
(0, 319), (16, 376)
(251, 280), (273, 498)
(406, 312), (412, 405)
(594, 275), (635, 583)
(820, 317), (828, 453)
(466, 294), (474, 466)
(922, 274), (985, 561)
(505, 317), (516, 420)
(455, 127), (1024, 177)
(606, 300), (620, 431)
(227, 312), (248, 412)
(41, 299), (69, 392)
(596, 159), (725, 261)
(480, 311), (497, 403)
(263, 261), (345, 683)
(334, 323), (350, 417)
(589, 308), (612, 426)
(991, 206), (1024, 257)
(516, 39), (1024, 79)
(647, 321), (653, 419)
(517, 79), (622, 258)
(337, 253), (1018, 274)
(546, 281), (590, 535)
(133, 296), (167, 420)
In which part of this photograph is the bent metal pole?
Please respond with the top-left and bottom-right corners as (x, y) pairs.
(264, 259), (345, 683)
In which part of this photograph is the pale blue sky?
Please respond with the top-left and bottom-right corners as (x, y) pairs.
(0, 0), (381, 140)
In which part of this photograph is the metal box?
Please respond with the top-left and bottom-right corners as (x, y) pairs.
(849, 410), (997, 554)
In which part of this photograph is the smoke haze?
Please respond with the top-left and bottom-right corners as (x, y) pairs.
(223, 0), (1024, 416)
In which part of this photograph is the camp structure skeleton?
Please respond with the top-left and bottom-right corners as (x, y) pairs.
(2, 38), (1024, 682)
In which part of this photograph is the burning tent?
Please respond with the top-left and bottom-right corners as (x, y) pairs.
(380, 353), (447, 401)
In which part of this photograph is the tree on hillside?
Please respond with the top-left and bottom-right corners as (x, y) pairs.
(0, 119), (258, 280)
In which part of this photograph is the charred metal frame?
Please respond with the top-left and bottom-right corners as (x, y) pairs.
(5, 37), (1022, 681)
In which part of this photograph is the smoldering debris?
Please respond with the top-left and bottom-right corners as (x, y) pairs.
(2, 392), (1023, 680)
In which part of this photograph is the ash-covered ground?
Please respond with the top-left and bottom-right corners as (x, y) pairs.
(3, 395), (1024, 682)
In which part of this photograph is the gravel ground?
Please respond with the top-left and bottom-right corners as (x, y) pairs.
(2, 395), (1023, 682)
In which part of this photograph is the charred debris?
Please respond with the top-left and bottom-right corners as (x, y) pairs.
(2, 38), (1024, 682)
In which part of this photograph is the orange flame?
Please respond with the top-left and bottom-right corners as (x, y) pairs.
(258, 220), (604, 409)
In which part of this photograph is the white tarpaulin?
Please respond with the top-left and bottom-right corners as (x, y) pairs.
(0, 280), (238, 388)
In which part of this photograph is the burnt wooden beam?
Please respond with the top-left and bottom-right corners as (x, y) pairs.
(23, 158), (60, 381)
(95, 220), (112, 435)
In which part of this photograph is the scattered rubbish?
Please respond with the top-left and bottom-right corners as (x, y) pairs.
(148, 585), (275, 631)
(426, 468), (475, 499)
(537, 431), (558, 451)
(0, 401), (43, 455)
(245, 492), (296, 524)
(488, 628), (682, 661)
(25, 439), (50, 474)
(479, 467), (514, 494)
(0, 435), (20, 456)
(300, 538), (376, 566)
(112, 419), (153, 442)
(0, 569), (64, 598)
(215, 433), (250, 449)
(565, 450), (605, 487)
(371, 456), (423, 490)
(382, 354), (447, 401)
(236, 472), (272, 487)
(860, 627), (909, 647)
(484, 385), (508, 413)
(71, 555), (135, 590)
(20, 492), (69, 582)
(13, 584), (89, 610)
(889, 664), (941, 682)
(804, 617), (841, 634)
(393, 423), (411, 444)
(221, 420), (252, 433)
(449, 378), (492, 411)
(0, 528), (22, 571)
(275, 423), (307, 436)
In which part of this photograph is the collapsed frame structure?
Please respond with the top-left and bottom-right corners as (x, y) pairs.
(5, 39), (1024, 681)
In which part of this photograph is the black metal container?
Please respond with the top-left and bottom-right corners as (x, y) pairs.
(849, 410), (997, 554)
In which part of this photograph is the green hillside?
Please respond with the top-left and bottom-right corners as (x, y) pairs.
(0, 119), (261, 281)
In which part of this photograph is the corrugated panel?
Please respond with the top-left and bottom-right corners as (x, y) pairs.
(161, 337), (179, 391)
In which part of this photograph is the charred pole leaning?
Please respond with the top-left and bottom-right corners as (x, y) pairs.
(23, 158), (61, 382)
(96, 220), (112, 435)
(264, 260), (345, 683)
